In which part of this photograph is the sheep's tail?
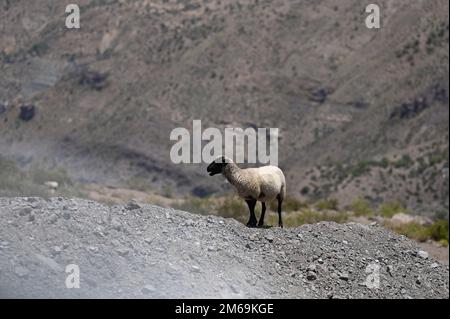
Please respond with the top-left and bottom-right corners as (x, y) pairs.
(279, 183), (286, 201)
(279, 170), (286, 201)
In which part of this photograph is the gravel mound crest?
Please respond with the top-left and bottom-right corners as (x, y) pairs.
(0, 197), (448, 299)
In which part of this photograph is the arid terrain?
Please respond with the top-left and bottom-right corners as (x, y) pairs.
(0, 2), (449, 301)
(0, 0), (448, 216)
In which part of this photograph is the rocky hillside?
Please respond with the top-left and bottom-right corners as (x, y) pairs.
(0, 0), (449, 214)
(0, 197), (448, 298)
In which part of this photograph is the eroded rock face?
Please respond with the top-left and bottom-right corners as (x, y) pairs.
(0, 103), (7, 115)
(0, 197), (448, 299)
(389, 83), (448, 120)
(18, 104), (36, 121)
(78, 70), (109, 91)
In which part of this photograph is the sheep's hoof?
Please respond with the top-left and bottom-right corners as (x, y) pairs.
(246, 221), (257, 228)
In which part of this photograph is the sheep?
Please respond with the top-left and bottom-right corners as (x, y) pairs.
(207, 156), (286, 228)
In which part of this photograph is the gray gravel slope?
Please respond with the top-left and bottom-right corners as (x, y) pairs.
(0, 197), (448, 299)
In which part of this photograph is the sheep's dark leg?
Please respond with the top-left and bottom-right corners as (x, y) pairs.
(258, 202), (266, 227)
(277, 195), (283, 228)
(245, 199), (257, 228)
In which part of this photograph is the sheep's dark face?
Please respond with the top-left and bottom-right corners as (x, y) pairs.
(207, 157), (228, 176)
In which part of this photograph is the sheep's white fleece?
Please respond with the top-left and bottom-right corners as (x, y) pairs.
(223, 163), (286, 202)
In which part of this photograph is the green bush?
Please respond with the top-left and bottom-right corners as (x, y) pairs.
(125, 176), (153, 192)
(300, 186), (310, 195)
(173, 196), (215, 215)
(316, 198), (339, 211)
(162, 185), (173, 198)
(378, 158), (390, 169)
(0, 156), (84, 198)
(394, 155), (414, 169)
(438, 239), (449, 247)
(350, 161), (371, 177)
(378, 201), (406, 218)
(387, 219), (449, 243)
(349, 199), (374, 217)
(428, 220), (449, 242)
(269, 196), (308, 212)
(29, 165), (73, 186)
(429, 151), (448, 166)
(0, 157), (48, 197)
(389, 222), (430, 242)
(175, 195), (248, 222)
(29, 42), (49, 56)
(434, 211), (449, 220)
(0, 156), (21, 177)
(217, 196), (247, 222)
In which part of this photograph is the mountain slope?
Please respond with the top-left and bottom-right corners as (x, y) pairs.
(0, 0), (448, 213)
